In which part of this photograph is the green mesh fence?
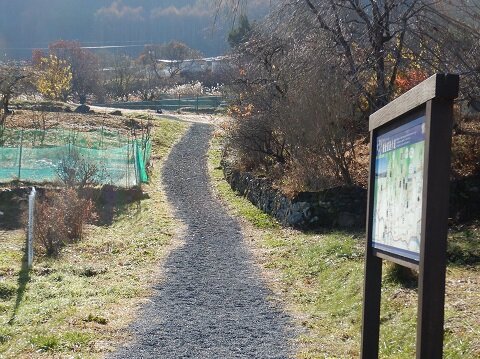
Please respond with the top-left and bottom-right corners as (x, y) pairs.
(0, 128), (151, 187)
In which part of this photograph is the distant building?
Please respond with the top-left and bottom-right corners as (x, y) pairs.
(157, 56), (231, 76)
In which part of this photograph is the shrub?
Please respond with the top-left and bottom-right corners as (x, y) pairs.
(30, 333), (60, 351)
(34, 194), (68, 256)
(224, 24), (364, 193)
(34, 188), (96, 256)
(85, 313), (108, 325)
(451, 129), (480, 178)
(64, 189), (96, 241)
(57, 149), (108, 188)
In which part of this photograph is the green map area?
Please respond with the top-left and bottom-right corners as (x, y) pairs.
(372, 125), (425, 260)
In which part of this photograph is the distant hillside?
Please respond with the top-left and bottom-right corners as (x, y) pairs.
(0, 0), (270, 59)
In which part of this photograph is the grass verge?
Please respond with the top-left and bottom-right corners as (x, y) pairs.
(0, 117), (188, 358)
(208, 136), (480, 359)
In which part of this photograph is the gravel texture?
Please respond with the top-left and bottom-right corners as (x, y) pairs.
(111, 123), (294, 358)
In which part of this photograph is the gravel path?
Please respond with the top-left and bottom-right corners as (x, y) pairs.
(112, 123), (294, 358)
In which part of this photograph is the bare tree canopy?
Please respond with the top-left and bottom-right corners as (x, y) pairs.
(221, 0), (480, 191)
(0, 63), (32, 125)
(221, 0), (480, 111)
(34, 40), (103, 104)
(139, 41), (203, 79)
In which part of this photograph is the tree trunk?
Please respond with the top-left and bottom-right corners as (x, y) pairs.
(1, 94), (10, 115)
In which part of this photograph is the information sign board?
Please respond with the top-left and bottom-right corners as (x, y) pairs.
(372, 114), (425, 262)
(361, 74), (460, 359)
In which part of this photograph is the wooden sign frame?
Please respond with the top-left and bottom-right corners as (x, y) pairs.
(361, 74), (459, 359)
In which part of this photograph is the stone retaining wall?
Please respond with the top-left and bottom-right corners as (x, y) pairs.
(223, 164), (480, 230)
(223, 166), (367, 229)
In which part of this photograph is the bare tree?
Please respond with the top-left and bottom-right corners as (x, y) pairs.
(226, 22), (361, 187)
(47, 40), (102, 103)
(217, 0), (480, 113)
(139, 41), (203, 80)
(0, 63), (32, 126)
(107, 54), (137, 102)
(136, 65), (162, 101)
(221, 0), (480, 190)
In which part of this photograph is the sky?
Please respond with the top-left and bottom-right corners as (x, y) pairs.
(0, 0), (271, 59)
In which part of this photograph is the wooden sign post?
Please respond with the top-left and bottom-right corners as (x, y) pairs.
(361, 74), (459, 359)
